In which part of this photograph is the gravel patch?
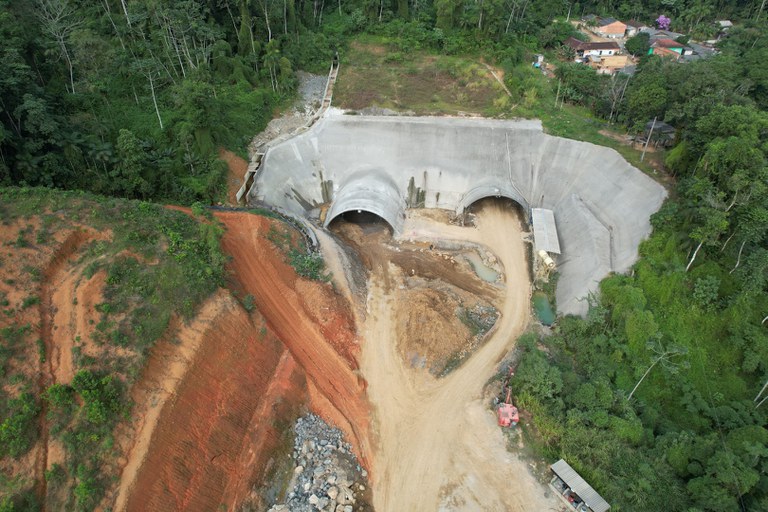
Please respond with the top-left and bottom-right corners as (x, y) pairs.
(249, 71), (328, 155)
(268, 414), (370, 512)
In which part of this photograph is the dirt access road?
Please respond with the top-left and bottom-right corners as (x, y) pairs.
(358, 203), (560, 511)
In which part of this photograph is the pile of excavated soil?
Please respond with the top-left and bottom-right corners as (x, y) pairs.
(394, 276), (498, 375)
(330, 219), (502, 375)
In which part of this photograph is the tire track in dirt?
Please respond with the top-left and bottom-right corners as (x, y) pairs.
(360, 204), (560, 511)
(36, 229), (93, 507)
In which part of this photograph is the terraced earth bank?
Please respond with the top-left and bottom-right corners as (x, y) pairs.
(0, 190), (371, 511)
(117, 211), (371, 511)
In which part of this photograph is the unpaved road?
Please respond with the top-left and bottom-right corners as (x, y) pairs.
(359, 204), (560, 511)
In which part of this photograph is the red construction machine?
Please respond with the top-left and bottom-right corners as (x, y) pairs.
(497, 388), (519, 427)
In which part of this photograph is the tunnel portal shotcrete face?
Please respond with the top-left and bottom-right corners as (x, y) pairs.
(250, 115), (667, 316)
(463, 196), (527, 222)
(324, 170), (405, 235)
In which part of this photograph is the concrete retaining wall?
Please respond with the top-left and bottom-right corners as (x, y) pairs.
(250, 113), (666, 317)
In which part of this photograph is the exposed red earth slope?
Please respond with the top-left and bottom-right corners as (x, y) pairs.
(215, 211), (371, 467)
(118, 211), (369, 511)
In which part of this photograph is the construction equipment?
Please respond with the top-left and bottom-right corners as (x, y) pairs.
(497, 388), (519, 427)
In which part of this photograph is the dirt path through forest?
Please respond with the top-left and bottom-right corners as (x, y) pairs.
(360, 204), (560, 511)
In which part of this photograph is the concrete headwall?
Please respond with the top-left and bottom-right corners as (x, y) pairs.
(250, 114), (667, 316)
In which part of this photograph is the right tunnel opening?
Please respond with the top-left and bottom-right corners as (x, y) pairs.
(464, 197), (526, 226)
(463, 196), (532, 281)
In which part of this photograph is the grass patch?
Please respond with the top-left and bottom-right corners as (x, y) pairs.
(0, 391), (40, 458)
(21, 296), (39, 309)
(334, 38), (504, 115)
(336, 37), (665, 181)
(266, 224), (330, 282)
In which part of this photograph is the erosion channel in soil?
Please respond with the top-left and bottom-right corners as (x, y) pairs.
(327, 199), (559, 511)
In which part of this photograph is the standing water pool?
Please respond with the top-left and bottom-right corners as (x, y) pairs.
(463, 251), (500, 282)
(532, 292), (555, 326)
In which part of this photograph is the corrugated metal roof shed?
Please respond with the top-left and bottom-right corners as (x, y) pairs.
(551, 459), (610, 512)
(531, 208), (561, 254)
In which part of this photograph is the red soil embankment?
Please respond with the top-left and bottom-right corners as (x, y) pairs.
(219, 148), (249, 205)
(120, 211), (369, 511)
(215, 212), (371, 467)
(123, 294), (305, 511)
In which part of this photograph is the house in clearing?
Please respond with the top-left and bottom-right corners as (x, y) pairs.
(594, 17), (627, 38)
(624, 19), (646, 37)
(649, 38), (693, 58)
(564, 37), (621, 62)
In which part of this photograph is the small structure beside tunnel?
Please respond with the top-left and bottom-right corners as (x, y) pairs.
(550, 459), (610, 512)
(531, 208), (560, 282)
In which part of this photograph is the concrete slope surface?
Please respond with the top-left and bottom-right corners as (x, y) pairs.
(252, 114), (667, 316)
(361, 205), (558, 511)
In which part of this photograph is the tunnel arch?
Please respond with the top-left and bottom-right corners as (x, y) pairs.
(456, 184), (530, 220)
(324, 170), (406, 235)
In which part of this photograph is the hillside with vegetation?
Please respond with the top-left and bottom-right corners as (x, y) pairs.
(0, 188), (225, 510)
(0, 0), (766, 511)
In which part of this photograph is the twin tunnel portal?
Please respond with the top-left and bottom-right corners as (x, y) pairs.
(250, 115), (667, 316)
(324, 172), (529, 235)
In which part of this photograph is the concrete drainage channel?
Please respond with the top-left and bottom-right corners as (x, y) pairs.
(249, 114), (667, 317)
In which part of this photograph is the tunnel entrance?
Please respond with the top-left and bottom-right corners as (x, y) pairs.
(463, 197), (526, 227)
(328, 209), (394, 236)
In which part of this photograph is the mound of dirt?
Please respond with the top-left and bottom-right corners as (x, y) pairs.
(394, 276), (498, 376)
(330, 218), (502, 375)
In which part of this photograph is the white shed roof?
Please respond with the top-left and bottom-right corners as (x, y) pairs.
(531, 208), (561, 254)
(551, 459), (610, 512)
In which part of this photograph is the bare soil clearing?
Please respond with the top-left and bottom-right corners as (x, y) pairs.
(219, 148), (249, 205)
(330, 217), (502, 375)
(354, 202), (560, 511)
(215, 212), (372, 467)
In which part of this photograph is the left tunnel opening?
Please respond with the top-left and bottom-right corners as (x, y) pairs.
(328, 209), (394, 236)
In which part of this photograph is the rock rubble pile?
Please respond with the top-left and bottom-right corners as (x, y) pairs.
(268, 414), (369, 512)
